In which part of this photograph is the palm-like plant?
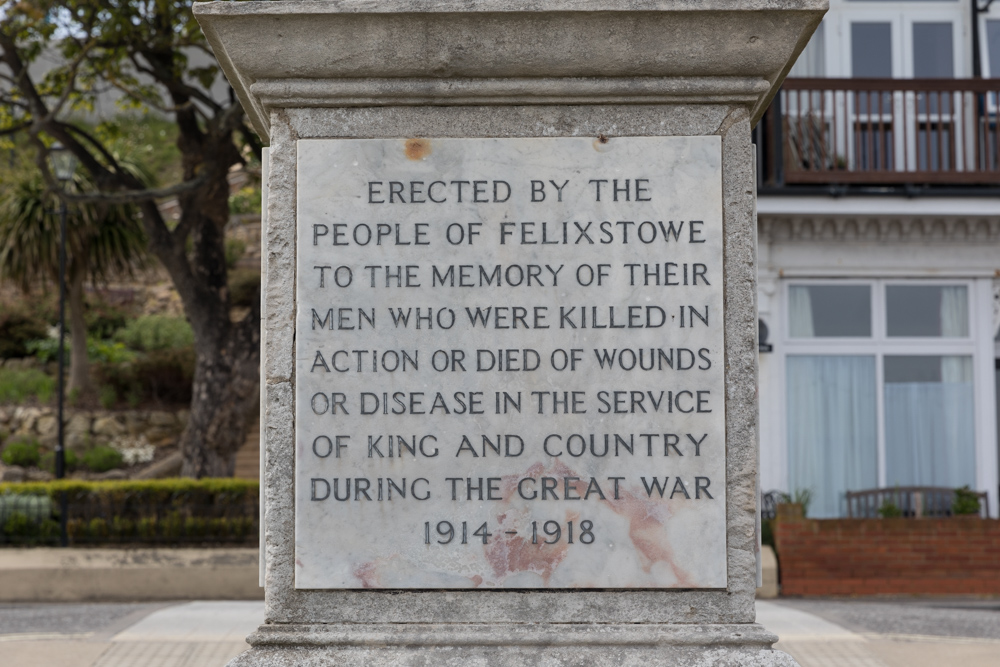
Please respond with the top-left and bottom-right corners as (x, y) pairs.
(0, 169), (147, 396)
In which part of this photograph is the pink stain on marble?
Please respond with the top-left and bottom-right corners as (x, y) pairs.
(602, 487), (693, 587)
(482, 460), (692, 586)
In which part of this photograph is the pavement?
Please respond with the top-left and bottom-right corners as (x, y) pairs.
(760, 598), (1000, 667)
(1, 598), (998, 666)
(0, 601), (260, 667)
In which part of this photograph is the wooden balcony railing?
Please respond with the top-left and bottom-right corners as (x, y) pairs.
(760, 78), (1000, 186)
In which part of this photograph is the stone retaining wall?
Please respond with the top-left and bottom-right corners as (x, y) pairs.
(0, 406), (188, 480)
(0, 406), (187, 449)
(0, 547), (262, 602)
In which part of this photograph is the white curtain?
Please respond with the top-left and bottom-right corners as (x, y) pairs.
(885, 356), (975, 488)
(789, 286), (815, 338)
(940, 286), (969, 339)
(787, 356), (878, 518)
(789, 21), (826, 78)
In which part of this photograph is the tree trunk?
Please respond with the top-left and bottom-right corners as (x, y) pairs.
(67, 267), (92, 397)
(129, 94), (259, 477)
(164, 163), (260, 478)
(179, 314), (259, 477)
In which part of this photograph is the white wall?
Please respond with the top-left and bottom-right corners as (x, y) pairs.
(757, 196), (1000, 517)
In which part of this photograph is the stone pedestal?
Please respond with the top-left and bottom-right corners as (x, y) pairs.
(194, 2), (825, 665)
(236, 624), (797, 666)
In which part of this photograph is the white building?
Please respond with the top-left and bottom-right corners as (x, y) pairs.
(755, 0), (1000, 517)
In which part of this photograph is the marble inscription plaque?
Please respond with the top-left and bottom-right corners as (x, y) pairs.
(294, 137), (726, 589)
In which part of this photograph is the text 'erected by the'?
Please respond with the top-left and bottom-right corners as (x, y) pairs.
(294, 137), (727, 589)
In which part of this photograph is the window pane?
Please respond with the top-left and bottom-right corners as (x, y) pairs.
(988, 20), (1000, 78)
(787, 356), (878, 518)
(886, 285), (968, 337)
(913, 23), (954, 78)
(852, 23), (893, 78)
(789, 285), (872, 337)
(884, 355), (975, 488)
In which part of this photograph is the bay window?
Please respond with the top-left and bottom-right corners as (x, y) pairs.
(783, 280), (983, 517)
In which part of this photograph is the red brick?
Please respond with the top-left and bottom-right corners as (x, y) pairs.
(775, 517), (1000, 596)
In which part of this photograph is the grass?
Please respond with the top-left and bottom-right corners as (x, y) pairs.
(0, 368), (55, 404)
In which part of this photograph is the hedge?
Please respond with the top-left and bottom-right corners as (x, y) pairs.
(0, 478), (258, 546)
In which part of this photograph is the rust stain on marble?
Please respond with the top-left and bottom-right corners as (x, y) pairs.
(404, 138), (431, 160)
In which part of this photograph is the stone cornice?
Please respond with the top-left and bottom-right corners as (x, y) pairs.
(249, 76), (772, 109)
(759, 214), (1000, 244)
(194, 0), (826, 143)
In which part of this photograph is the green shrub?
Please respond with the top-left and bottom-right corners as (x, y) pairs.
(23, 338), (60, 363)
(1, 438), (41, 467)
(0, 479), (259, 546)
(0, 493), (59, 545)
(225, 238), (247, 268)
(126, 388), (142, 408)
(0, 305), (48, 359)
(28, 337), (136, 365)
(3, 512), (30, 538)
(98, 385), (117, 409)
(94, 346), (195, 406)
(761, 518), (775, 551)
(89, 340), (136, 364)
(229, 269), (260, 308)
(779, 488), (813, 518)
(82, 445), (123, 472)
(84, 298), (134, 339)
(0, 493), (52, 524)
(953, 485), (982, 516)
(0, 368), (55, 404)
(114, 315), (193, 352)
(878, 500), (903, 518)
(229, 184), (261, 216)
(40, 449), (79, 474)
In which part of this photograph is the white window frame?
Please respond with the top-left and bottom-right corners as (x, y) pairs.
(778, 278), (995, 513)
(826, 1), (968, 79)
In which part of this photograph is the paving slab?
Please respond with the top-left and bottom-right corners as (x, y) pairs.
(4, 599), (998, 667)
(92, 640), (249, 667)
(0, 601), (262, 667)
(111, 601), (263, 643)
(758, 600), (1000, 667)
(865, 637), (1000, 667)
(1, 640), (110, 667)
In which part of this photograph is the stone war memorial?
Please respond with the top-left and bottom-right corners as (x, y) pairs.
(194, 1), (824, 664)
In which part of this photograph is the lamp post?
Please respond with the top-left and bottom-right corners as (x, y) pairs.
(49, 143), (77, 548)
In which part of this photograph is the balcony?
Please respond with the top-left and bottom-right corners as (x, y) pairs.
(757, 78), (1000, 191)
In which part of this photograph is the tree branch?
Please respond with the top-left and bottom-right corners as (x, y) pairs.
(0, 32), (117, 184)
(133, 51), (222, 113)
(61, 123), (128, 178)
(0, 121), (30, 136)
(239, 122), (263, 162)
(40, 37), (97, 124)
(57, 173), (210, 205)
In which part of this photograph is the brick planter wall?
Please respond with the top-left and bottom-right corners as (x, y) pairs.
(774, 505), (1000, 596)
